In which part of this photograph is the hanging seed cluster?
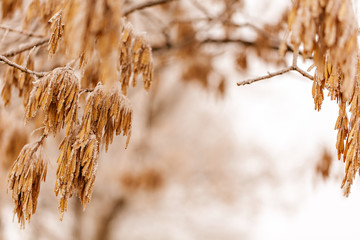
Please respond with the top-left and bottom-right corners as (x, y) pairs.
(119, 23), (153, 95)
(287, 0), (358, 101)
(78, 84), (132, 150)
(2, 0), (153, 228)
(55, 83), (132, 218)
(8, 142), (47, 228)
(55, 133), (99, 220)
(286, 0), (360, 195)
(25, 67), (79, 136)
(48, 10), (64, 55)
(1, 53), (34, 106)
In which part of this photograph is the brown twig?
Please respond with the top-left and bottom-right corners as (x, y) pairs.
(237, 49), (314, 86)
(0, 25), (44, 38)
(237, 67), (293, 86)
(0, 55), (46, 78)
(2, 37), (49, 57)
(124, 0), (176, 16)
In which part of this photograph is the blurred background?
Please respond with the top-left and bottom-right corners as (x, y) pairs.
(1, 0), (360, 239)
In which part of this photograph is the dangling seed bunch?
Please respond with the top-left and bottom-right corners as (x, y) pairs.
(55, 83), (132, 219)
(8, 141), (47, 229)
(3, 0), (153, 228)
(285, 0), (360, 195)
(25, 67), (80, 136)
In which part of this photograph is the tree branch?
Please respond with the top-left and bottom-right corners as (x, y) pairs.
(237, 49), (314, 86)
(237, 67), (293, 86)
(0, 25), (44, 38)
(152, 37), (294, 54)
(124, 0), (176, 16)
(2, 37), (49, 57)
(0, 55), (46, 78)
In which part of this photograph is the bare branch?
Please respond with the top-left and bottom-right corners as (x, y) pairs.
(152, 37), (296, 54)
(292, 65), (314, 80)
(237, 65), (314, 86)
(0, 55), (46, 78)
(0, 25), (44, 38)
(2, 37), (49, 57)
(124, 0), (176, 16)
(237, 67), (293, 86)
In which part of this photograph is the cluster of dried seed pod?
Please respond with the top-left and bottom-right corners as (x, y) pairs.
(8, 141), (47, 228)
(78, 83), (133, 149)
(25, 67), (79, 136)
(48, 10), (64, 55)
(287, 0), (358, 101)
(55, 132), (99, 219)
(341, 69), (360, 196)
(119, 23), (153, 95)
(286, 0), (360, 195)
(1, 53), (34, 106)
(54, 83), (132, 218)
(3, 0), (153, 228)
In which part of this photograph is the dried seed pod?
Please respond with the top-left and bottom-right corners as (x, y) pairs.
(119, 23), (154, 95)
(54, 134), (76, 220)
(287, 0), (360, 196)
(8, 142), (47, 228)
(73, 135), (99, 209)
(1, 53), (34, 106)
(78, 84), (132, 150)
(48, 10), (64, 55)
(55, 132), (99, 219)
(25, 67), (79, 136)
(286, 0), (358, 101)
(103, 90), (132, 150)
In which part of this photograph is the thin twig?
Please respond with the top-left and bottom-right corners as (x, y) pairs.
(292, 65), (314, 80)
(237, 67), (293, 86)
(2, 37), (49, 57)
(0, 55), (46, 78)
(0, 25), (44, 38)
(237, 65), (314, 86)
(124, 0), (176, 16)
(152, 37), (296, 54)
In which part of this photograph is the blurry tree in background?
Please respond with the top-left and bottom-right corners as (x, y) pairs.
(0, 0), (358, 239)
